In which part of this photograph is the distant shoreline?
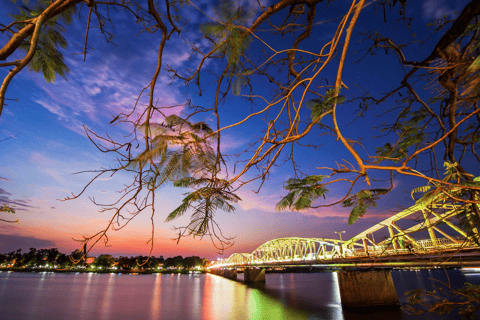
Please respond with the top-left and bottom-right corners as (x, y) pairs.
(0, 267), (205, 275)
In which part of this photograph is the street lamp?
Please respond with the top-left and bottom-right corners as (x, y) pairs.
(335, 231), (345, 241)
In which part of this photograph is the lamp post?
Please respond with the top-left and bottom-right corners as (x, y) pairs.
(335, 231), (345, 241)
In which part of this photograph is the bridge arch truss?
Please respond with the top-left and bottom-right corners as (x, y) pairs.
(211, 185), (480, 269)
(218, 237), (345, 266)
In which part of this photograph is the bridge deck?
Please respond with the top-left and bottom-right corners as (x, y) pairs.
(210, 247), (480, 269)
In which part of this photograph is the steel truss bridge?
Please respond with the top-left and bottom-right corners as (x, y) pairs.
(209, 192), (480, 270)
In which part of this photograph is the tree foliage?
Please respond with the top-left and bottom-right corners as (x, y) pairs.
(276, 175), (328, 211)
(0, 204), (18, 224)
(200, 0), (253, 69)
(9, 0), (75, 82)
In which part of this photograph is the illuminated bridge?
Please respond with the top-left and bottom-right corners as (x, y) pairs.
(209, 196), (480, 270)
(207, 193), (480, 307)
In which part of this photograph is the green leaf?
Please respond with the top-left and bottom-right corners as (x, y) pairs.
(307, 88), (344, 121)
(199, 0), (253, 69)
(11, 1), (75, 83)
(342, 188), (386, 224)
(411, 185), (431, 200)
(276, 175), (329, 211)
(232, 75), (246, 96)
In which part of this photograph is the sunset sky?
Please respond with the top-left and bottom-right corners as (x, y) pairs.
(0, 0), (476, 260)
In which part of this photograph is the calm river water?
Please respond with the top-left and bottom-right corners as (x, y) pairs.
(0, 269), (479, 319)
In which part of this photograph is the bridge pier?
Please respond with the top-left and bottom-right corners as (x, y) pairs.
(223, 269), (238, 280)
(337, 270), (399, 308)
(211, 268), (238, 280)
(244, 268), (265, 283)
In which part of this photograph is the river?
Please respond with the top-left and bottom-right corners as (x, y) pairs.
(0, 269), (478, 319)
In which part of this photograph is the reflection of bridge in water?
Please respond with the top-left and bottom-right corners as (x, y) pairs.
(208, 195), (480, 307)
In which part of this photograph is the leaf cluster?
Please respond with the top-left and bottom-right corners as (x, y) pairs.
(276, 175), (328, 211)
(10, 0), (76, 82)
(131, 115), (216, 182)
(200, 0), (253, 69)
(342, 189), (389, 224)
(411, 162), (479, 206)
(167, 177), (241, 237)
(375, 108), (428, 162)
(306, 88), (344, 121)
(1, 204), (15, 214)
(0, 204), (18, 223)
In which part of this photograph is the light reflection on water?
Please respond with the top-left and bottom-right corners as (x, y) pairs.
(80, 272), (94, 319)
(100, 273), (116, 320)
(150, 273), (161, 319)
(0, 269), (478, 319)
(191, 274), (201, 316)
(31, 271), (46, 317)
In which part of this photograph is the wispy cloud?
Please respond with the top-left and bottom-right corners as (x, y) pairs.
(29, 152), (77, 186)
(422, 0), (457, 20)
(236, 190), (278, 212)
(0, 188), (36, 211)
(236, 188), (398, 223)
(1, 108), (15, 118)
(216, 133), (249, 153)
(31, 50), (186, 136)
(0, 234), (56, 253)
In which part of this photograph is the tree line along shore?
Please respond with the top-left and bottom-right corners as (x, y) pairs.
(0, 248), (209, 273)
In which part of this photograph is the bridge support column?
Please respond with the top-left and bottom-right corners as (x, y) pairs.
(337, 270), (399, 308)
(223, 269), (237, 280)
(209, 268), (237, 280)
(244, 268), (265, 283)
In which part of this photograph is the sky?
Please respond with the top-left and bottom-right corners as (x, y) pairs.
(0, 0), (476, 259)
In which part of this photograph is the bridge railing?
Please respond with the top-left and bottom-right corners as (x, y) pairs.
(344, 237), (472, 257)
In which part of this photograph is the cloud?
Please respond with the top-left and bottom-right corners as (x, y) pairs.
(30, 152), (52, 165)
(32, 52), (185, 137)
(163, 50), (191, 68)
(29, 152), (70, 186)
(235, 187), (399, 224)
(0, 234), (56, 253)
(0, 193), (35, 211)
(298, 206), (350, 218)
(422, 0), (457, 20)
(237, 190), (279, 212)
(34, 99), (67, 118)
(0, 132), (17, 143)
(1, 108), (15, 117)
(218, 134), (249, 152)
(236, 189), (350, 216)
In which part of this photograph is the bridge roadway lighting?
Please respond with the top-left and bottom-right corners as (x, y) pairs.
(335, 231), (345, 241)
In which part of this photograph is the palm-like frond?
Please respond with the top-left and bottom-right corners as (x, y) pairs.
(342, 189), (389, 224)
(276, 175), (328, 211)
(131, 115), (216, 180)
(11, 1), (75, 82)
(166, 177), (241, 239)
(199, 0), (253, 68)
(411, 185), (432, 200)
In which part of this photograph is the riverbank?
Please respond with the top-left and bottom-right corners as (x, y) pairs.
(0, 267), (205, 274)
